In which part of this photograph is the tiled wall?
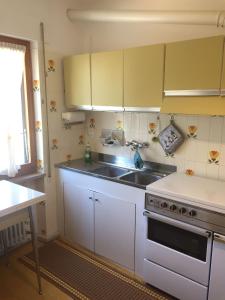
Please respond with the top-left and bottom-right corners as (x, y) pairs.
(39, 50), (86, 239)
(85, 111), (225, 180)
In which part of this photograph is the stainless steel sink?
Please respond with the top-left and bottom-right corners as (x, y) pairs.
(119, 170), (165, 187)
(89, 164), (166, 187)
(90, 166), (129, 178)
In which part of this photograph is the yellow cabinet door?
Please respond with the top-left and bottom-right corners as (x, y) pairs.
(91, 50), (123, 109)
(124, 44), (164, 110)
(63, 54), (91, 109)
(164, 36), (224, 94)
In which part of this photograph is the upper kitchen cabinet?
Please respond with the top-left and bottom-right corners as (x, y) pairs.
(164, 36), (224, 96)
(124, 44), (164, 111)
(91, 50), (123, 110)
(63, 54), (91, 109)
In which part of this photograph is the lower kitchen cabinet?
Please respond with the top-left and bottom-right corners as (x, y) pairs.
(64, 183), (94, 251)
(61, 175), (136, 271)
(208, 233), (225, 300)
(94, 191), (135, 269)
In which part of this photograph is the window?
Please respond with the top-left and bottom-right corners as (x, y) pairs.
(0, 35), (36, 177)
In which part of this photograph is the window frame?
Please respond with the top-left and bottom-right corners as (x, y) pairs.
(0, 35), (37, 176)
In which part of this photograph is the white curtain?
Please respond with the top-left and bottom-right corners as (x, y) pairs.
(0, 42), (26, 177)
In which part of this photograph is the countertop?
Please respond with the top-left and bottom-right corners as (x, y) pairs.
(0, 180), (45, 218)
(147, 173), (225, 214)
(56, 159), (146, 189)
(55, 155), (176, 190)
(56, 159), (103, 174)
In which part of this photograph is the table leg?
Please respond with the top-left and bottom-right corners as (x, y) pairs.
(28, 206), (42, 295)
(1, 230), (9, 266)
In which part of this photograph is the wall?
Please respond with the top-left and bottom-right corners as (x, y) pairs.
(0, 0), (86, 240)
(70, 0), (225, 53)
(86, 112), (225, 180)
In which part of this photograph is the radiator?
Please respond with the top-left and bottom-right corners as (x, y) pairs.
(0, 219), (31, 255)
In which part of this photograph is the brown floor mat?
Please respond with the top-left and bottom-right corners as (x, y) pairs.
(20, 240), (172, 300)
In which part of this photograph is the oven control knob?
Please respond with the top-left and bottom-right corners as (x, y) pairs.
(161, 202), (168, 208)
(148, 199), (154, 205)
(189, 210), (197, 217)
(170, 204), (177, 211)
(179, 207), (187, 214)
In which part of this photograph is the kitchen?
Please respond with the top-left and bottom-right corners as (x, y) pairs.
(1, 0), (225, 299)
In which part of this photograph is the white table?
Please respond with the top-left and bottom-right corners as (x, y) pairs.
(0, 180), (46, 294)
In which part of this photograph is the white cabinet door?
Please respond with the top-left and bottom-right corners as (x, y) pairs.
(94, 191), (135, 270)
(208, 234), (225, 300)
(64, 183), (94, 251)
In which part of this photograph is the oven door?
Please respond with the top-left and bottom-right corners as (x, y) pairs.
(143, 211), (212, 286)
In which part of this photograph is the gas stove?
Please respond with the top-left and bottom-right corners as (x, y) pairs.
(144, 173), (225, 300)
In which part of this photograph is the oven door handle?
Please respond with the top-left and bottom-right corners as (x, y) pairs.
(143, 211), (212, 238)
(214, 234), (225, 244)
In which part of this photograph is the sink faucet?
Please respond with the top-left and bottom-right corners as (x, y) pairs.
(125, 140), (149, 151)
(126, 140), (149, 169)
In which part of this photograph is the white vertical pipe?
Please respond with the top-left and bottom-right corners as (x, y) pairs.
(40, 22), (51, 178)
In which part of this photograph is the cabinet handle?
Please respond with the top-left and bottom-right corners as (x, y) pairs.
(95, 199), (99, 202)
(89, 197), (92, 200)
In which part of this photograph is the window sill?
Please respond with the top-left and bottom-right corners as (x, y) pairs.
(9, 172), (45, 193)
(0, 172), (45, 184)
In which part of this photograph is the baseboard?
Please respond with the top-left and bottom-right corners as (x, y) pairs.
(38, 232), (59, 243)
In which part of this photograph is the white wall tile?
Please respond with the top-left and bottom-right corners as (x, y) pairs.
(197, 116), (210, 141)
(139, 130), (149, 144)
(207, 142), (222, 164)
(139, 113), (149, 132)
(131, 113), (140, 133)
(209, 116), (224, 144)
(175, 114), (187, 134)
(184, 161), (206, 177)
(124, 130), (133, 143)
(173, 141), (186, 160)
(117, 146), (131, 158)
(206, 164), (219, 179)
(193, 162), (207, 177)
(195, 140), (208, 163)
(184, 161), (196, 174)
(186, 115), (198, 128)
(183, 139), (197, 161)
(219, 166), (225, 181)
(221, 117), (225, 144)
(124, 112), (132, 132)
(159, 113), (170, 130)
(114, 112), (124, 129)
(220, 144), (225, 166)
(174, 159), (185, 173)
(164, 155), (176, 165)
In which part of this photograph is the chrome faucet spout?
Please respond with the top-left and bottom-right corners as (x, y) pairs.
(126, 140), (149, 150)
